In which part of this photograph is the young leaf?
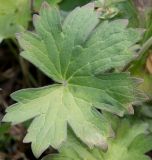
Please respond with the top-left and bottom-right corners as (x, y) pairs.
(0, 0), (30, 42)
(42, 119), (152, 160)
(3, 2), (144, 157)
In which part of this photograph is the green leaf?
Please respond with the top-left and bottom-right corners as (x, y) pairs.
(115, 0), (139, 27)
(3, 2), (144, 157)
(0, 123), (10, 137)
(0, 0), (30, 42)
(34, 0), (63, 11)
(4, 85), (111, 157)
(0, 123), (11, 150)
(94, 1), (120, 20)
(42, 119), (152, 160)
(0, 37), (2, 43)
(135, 101), (152, 133)
(95, 0), (126, 7)
(60, 0), (91, 11)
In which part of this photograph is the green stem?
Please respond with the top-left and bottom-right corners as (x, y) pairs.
(138, 36), (152, 59)
(123, 36), (152, 71)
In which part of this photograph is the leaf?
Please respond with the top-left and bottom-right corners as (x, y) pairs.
(0, 37), (2, 43)
(95, 0), (126, 7)
(0, 123), (11, 150)
(135, 101), (152, 133)
(3, 2), (144, 157)
(0, 123), (10, 137)
(95, 0), (126, 19)
(34, 0), (63, 11)
(60, 0), (91, 11)
(42, 119), (152, 160)
(115, 0), (139, 27)
(4, 85), (110, 157)
(0, 0), (30, 42)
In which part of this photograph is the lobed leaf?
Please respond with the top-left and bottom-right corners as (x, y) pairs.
(3, 85), (110, 157)
(42, 119), (152, 160)
(3, 2), (145, 157)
